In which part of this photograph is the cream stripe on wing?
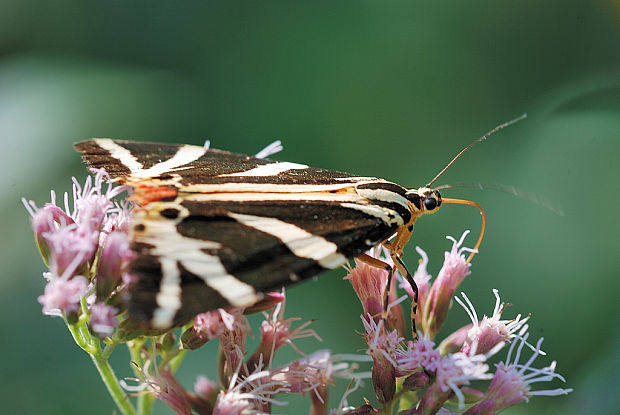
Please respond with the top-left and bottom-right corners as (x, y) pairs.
(135, 207), (259, 327)
(218, 161), (309, 177)
(182, 182), (362, 194)
(184, 192), (365, 203)
(95, 138), (144, 173)
(136, 145), (207, 178)
(228, 212), (347, 269)
(152, 258), (182, 328)
(339, 202), (403, 225)
(94, 139), (207, 179)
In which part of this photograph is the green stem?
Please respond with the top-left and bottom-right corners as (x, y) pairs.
(66, 314), (137, 415)
(127, 339), (154, 415)
(158, 346), (187, 373)
(90, 352), (138, 415)
(168, 348), (187, 373)
(381, 400), (394, 415)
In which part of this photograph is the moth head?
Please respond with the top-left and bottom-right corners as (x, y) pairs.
(406, 187), (442, 215)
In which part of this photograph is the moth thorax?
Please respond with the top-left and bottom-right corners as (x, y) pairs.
(405, 187), (442, 215)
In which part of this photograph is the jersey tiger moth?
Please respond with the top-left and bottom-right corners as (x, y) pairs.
(75, 117), (523, 329)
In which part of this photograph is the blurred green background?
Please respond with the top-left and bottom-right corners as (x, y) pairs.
(2, 1), (619, 414)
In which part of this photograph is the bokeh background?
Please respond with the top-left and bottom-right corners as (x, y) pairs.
(2, 1), (619, 414)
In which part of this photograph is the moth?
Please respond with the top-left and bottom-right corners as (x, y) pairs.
(75, 117), (522, 329)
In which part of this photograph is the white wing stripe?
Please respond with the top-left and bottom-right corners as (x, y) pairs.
(218, 161), (309, 177)
(95, 140), (206, 179)
(228, 212), (347, 269)
(136, 145), (207, 178)
(136, 210), (258, 327)
(95, 138), (144, 173)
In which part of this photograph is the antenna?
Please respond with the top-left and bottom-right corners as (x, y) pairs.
(436, 182), (565, 216)
(426, 113), (527, 188)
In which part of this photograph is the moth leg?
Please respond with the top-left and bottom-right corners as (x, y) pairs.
(357, 253), (395, 329)
(390, 253), (418, 339)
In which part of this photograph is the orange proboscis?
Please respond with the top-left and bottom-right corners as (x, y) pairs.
(132, 183), (179, 206)
(441, 197), (485, 263)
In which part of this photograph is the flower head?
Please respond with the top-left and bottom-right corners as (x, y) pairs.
(361, 315), (403, 403)
(345, 247), (407, 334)
(271, 350), (355, 414)
(247, 300), (321, 370)
(453, 290), (530, 356)
(395, 334), (441, 376)
(345, 258), (388, 321)
(24, 169), (132, 320)
(90, 302), (119, 337)
(465, 335), (572, 414)
(422, 231), (474, 338)
(189, 375), (219, 415)
(213, 363), (288, 415)
(38, 275), (89, 316)
(123, 363), (193, 415)
(96, 230), (133, 300)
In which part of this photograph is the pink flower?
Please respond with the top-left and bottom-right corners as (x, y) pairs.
(464, 336), (572, 414)
(72, 169), (128, 233)
(413, 351), (492, 412)
(361, 315), (403, 403)
(90, 302), (119, 336)
(41, 221), (99, 279)
(189, 375), (218, 415)
(395, 335), (441, 376)
(38, 275), (88, 315)
(193, 308), (250, 377)
(422, 231), (474, 338)
(96, 231), (133, 301)
(271, 350), (353, 414)
(345, 247), (407, 334)
(122, 363), (193, 415)
(194, 375), (219, 402)
(23, 169), (130, 280)
(454, 290), (530, 356)
(213, 364), (288, 415)
(193, 308), (249, 340)
(247, 301), (320, 370)
(345, 258), (388, 321)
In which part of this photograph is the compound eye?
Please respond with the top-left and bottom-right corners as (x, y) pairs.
(423, 197), (438, 211)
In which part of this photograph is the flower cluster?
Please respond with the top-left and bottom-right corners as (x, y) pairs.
(23, 166), (572, 415)
(120, 296), (357, 415)
(345, 234), (572, 414)
(23, 169), (132, 335)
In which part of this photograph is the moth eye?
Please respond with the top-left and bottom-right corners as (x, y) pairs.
(160, 208), (180, 219)
(423, 197), (438, 211)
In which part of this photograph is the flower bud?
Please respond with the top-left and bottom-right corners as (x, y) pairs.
(402, 371), (430, 392)
(422, 233), (472, 338)
(90, 302), (119, 337)
(38, 275), (88, 315)
(345, 259), (387, 321)
(181, 326), (210, 350)
(372, 352), (396, 404)
(96, 231), (132, 300)
(188, 376), (218, 415)
(31, 205), (73, 265)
